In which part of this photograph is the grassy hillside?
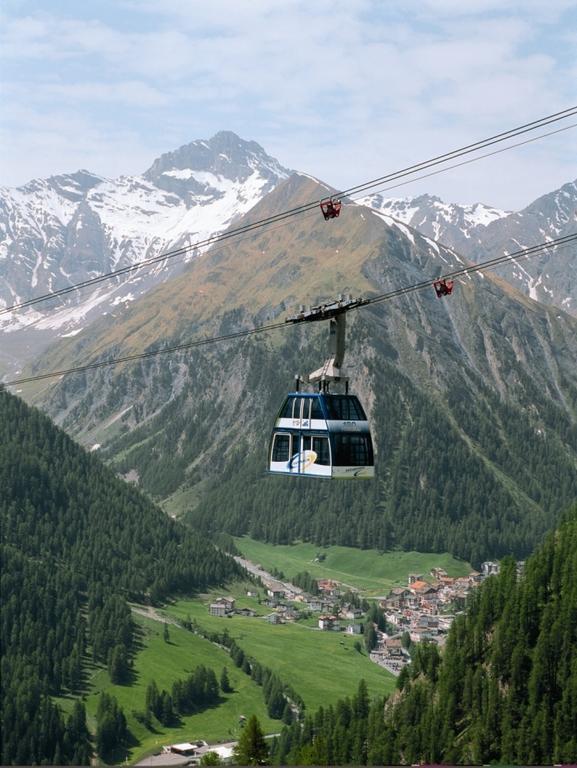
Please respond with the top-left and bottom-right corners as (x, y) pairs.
(58, 613), (279, 764)
(54, 575), (396, 763)
(234, 537), (472, 594)
(0, 387), (241, 766)
(164, 588), (396, 713)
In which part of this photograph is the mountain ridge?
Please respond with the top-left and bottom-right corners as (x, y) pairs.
(24, 173), (577, 565)
(0, 132), (291, 375)
(361, 180), (577, 314)
(2, 133), (575, 385)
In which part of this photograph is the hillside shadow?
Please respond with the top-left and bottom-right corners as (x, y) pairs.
(102, 729), (140, 766)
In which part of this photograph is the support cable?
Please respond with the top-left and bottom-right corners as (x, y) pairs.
(5, 232), (575, 387)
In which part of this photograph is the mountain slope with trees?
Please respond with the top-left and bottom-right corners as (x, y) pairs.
(26, 173), (577, 566)
(272, 505), (577, 764)
(0, 387), (240, 765)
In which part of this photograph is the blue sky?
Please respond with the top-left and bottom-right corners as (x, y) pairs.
(1, 0), (576, 208)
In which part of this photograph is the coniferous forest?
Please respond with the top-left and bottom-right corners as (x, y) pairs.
(0, 388), (240, 765)
(2, 388), (576, 764)
(76, 301), (577, 571)
(271, 505), (577, 764)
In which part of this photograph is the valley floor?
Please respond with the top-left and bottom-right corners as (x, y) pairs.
(233, 537), (471, 595)
(62, 544), (470, 764)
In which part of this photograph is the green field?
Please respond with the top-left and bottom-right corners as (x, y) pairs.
(234, 537), (472, 594)
(75, 613), (279, 764)
(165, 589), (396, 713)
(55, 543), (467, 763)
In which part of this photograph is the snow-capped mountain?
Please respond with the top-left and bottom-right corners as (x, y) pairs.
(0, 131), (290, 374)
(359, 182), (577, 315)
(29, 174), (577, 567)
(356, 192), (509, 253)
(466, 180), (577, 314)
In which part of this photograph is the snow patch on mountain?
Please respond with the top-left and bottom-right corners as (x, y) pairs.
(0, 132), (292, 373)
(358, 192), (509, 236)
(357, 184), (575, 316)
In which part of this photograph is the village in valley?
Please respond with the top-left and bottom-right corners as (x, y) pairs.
(207, 556), (508, 677)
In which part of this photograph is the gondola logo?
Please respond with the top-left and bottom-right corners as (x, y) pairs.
(289, 449), (317, 471)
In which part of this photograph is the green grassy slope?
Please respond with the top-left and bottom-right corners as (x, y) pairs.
(57, 571), (396, 764)
(165, 591), (396, 712)
(234, 538), (471, 594)
(67, 614), (279, 764)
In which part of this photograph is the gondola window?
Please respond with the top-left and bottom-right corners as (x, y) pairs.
(272, 433), (291, 462)
(334, 434), (372, 466)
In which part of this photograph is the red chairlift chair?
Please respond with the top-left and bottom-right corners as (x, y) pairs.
(433, 279), (455, 298)
(320, 198), (342, 220)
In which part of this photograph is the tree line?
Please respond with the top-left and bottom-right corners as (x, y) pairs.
(143, 665), (221, 727)
(180, 620), (305, 723)
(100, 327), (577, 567)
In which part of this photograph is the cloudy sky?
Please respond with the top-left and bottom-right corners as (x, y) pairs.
(1, 0), (576, 209)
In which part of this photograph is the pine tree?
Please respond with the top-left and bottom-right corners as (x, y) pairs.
(282, 702), (293, 725)
(364, 621), (377, 652)
(220, 666), (232, 693)
(353, 679), (369, 719)
(108, 644), (128, 684)
(146, 680), (161, 718)
(233, 714), (269, 765)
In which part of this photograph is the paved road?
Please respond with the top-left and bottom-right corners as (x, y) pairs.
(233, 555), (305, 596)
(136, 752), (189, 767)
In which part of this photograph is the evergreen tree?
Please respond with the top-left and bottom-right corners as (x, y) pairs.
(65, 701), (92, 764)
(108, 644), (129, 684)
(364, 621), (377, 652)
(282, 702), (293, 725)
(146, 680), (161, 718)
(233, 715), (269, 765)
(220, 666), (232, 693)
(95, 694), (128, 763)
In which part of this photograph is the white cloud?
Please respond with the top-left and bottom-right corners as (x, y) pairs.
(0, 1), (575, 208)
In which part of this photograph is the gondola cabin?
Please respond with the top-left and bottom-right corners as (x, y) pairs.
(320, 199), (342, 220)
(268, 392), (374, 479)
(433, 278), (454, 298)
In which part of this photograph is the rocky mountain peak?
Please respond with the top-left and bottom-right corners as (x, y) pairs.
(143, 131), (291, 196)
(0, 132), (293, 376)
(522, 179), (577, 228)
(17, 169), (104, 203)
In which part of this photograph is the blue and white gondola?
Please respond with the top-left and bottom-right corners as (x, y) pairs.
(268, 392), (374, 479)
